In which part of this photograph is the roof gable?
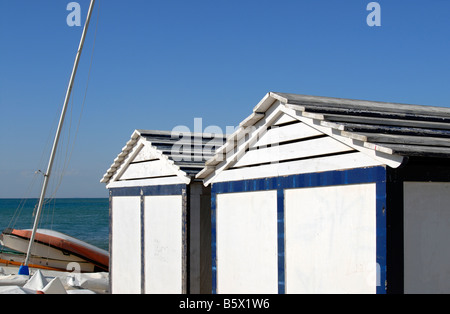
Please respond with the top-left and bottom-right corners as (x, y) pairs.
(101, 130), (226, 187)
(197, 92), (450, 185)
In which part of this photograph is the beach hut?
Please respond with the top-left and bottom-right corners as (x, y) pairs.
(101, 129), (225, 294)
(196, 92), (450, 294)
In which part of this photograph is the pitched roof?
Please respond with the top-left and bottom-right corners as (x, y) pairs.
(273, 92), (450, 157)
(196, 92), (450, 181)
(101, 129), (227, 185)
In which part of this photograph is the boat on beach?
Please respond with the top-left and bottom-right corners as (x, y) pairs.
(0, 228), (109, 273)
(0, 0), (109, 294)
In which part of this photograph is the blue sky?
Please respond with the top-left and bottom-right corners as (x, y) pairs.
(1, 0), (449, 198)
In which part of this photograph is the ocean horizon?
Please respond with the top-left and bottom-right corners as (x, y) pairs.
(0, 198), (109, 251)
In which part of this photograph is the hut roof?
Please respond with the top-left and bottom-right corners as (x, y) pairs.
(270, 92), (450, 157)
(196, 92), (450, 182)
(101, 129), (226, 185)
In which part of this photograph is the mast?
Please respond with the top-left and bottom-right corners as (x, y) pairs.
(19, 0), (96, 276)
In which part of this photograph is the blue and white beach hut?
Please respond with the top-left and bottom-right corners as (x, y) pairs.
(101, 129), (225, 294)
(196, 92), (450, 294)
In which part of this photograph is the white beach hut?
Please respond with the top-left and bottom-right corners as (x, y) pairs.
(101, 129), (225, 294)
(196, 92), (450, 294)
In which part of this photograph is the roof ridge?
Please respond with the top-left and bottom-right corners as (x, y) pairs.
(137, 129), (228, 138)
(270, 92), (450, 117)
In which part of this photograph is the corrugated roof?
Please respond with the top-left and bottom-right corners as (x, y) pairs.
(101, 129), (227, 184)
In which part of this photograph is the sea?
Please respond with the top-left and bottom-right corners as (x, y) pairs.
(0, 198), (109, 251)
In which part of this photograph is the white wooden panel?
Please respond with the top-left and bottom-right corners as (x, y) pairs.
(216, 190), (278, 294)
(234, 136), (353, 168)
(132, 143), (161, 162)
(404, 182), (450, 294)
(254, 122), (322, 147)
(110, 141), (145, 183)
(273, 112), (297, 126)
(107, 176), (186, 189)
(111, 196), (141, 294)
(281, 107), (404, 168)
(119, 159), (177, 181)
(145, 195), (183, 294)
(285, 184), (377, 294)
(213, 151), (382, 183)
(202, 104), (285, 187)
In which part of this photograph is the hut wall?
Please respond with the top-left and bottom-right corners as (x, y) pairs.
(111, 196), (142, 294)
(284, 183), (377, 293)
(211, 166), (387, 294)
(144, 194), (183, 294)
(403, 182), (450, 294)
(109, 184), (188, 294)
(201, 92), (450, 294)
(215, 190), (278, 294)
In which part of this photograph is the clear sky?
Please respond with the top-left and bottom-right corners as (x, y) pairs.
(1, 0), (449, 198)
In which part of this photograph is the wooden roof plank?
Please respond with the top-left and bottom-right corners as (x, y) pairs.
(339, 122), (450, 138)
(275, 92), (450, 118)
(357, 132), (450, 148)
(323, 113), (450, 130)
(287, 103), (450, 123)
(240, 112), (265, 127)
(374, 143), (450, 157)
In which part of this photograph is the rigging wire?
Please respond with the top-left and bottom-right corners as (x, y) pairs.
(40, 0), (102, 250)
(4, 0), (102, 238)
(45, 0), (101, 200)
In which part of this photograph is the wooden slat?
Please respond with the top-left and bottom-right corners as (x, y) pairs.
(175, 161), (207, 168)
(277, 93), (450, 119)
(232, 136), (353, 168)
(273, 113), (298, 126)
(370, 143), (450, 157)
(164, 151), (214, 158)
(146, 139), (226, 148)
(286, 103), (450, 123)
(325, 121), (450, 138)
(133, 144), (162, 163)
(280, 106), (405, 168)
(213, 151), (383, 183)
(319, 120), (345, 131)
(159, 148), (212, 158)
(253, 122), (323, 148)
(323, 113), (450, 130)
(240, 112), (265, 127)
(107, 176), (186, 188)
(119, 159), (177, 181)
(139, 129), (227, 140)
(355, 133), (450, 148)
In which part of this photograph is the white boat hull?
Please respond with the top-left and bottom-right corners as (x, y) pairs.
(0, 229), (109, 272)
(1, 233), (86, 263)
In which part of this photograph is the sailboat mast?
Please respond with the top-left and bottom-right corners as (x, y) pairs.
(21, 0), (96, 273)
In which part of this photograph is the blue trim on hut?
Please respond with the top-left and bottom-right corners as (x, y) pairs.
(109, 184), (186, 197)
